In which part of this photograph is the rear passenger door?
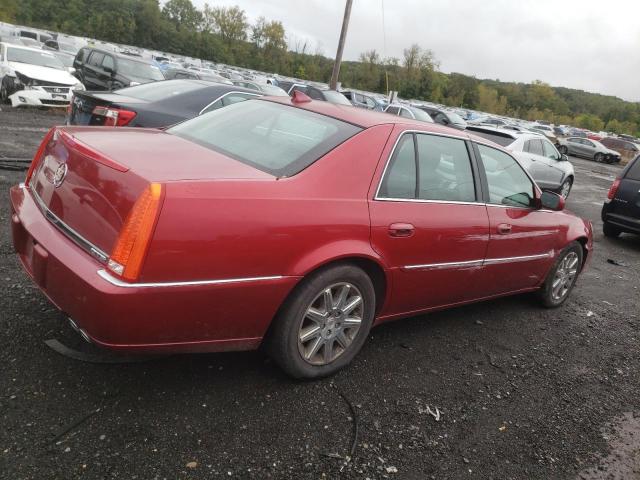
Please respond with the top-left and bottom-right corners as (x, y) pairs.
(83, 51), (104, 90)
(369, 129), (490, 315)
(474, 144), (559, 296)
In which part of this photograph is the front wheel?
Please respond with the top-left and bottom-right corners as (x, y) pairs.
(594, 152), (604, 163)
(0, 77), (14, 104)
(267, 264), (375, 379)
(559, 178), (573, 199)
(538, 242), (583, 308)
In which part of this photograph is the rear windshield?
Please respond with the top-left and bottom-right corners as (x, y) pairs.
(117, 57), (165, 81)
(626, 156), (640, 181)
(114, 80), (204, 100)
(167, 99), (363, 177)
(467, 128), (516, 147)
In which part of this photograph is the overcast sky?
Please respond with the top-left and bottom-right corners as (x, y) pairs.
(192, 0), (640, 101)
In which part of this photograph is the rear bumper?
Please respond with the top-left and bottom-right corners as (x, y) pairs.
(10, 184), (299, 353)
(602, 202), (640, 233)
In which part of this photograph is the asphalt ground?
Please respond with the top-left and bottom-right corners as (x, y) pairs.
(1, 108), (639, 480)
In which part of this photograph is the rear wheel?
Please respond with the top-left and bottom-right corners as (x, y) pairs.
(603, 222), (621, 238)
(594, 152), (604, 163)
(267, 264), (375, 379)
(0, 77), (13, 104)
(538, 242), (583, 308)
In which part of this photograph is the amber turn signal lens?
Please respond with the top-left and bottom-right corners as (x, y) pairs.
(109, 183), (163, 281)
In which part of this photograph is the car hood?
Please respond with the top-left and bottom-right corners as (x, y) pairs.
(9, 62), (78, 86)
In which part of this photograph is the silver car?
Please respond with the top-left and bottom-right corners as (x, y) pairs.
(558, 137), (621, 164)
(467, 125), (575, 198)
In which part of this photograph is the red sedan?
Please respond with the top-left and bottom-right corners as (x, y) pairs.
(10, 94), (593, 378)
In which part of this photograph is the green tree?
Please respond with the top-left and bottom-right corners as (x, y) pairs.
(162, 0), (202, 31)
(574, 113), (605, 132)
(203, 4), (248, 44)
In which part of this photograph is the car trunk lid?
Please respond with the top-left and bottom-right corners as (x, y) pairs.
(67, 91), (147, 126)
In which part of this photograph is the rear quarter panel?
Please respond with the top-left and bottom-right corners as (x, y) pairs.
(141, 124), (395, 283)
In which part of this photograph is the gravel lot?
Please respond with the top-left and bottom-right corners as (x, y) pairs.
(1, 108), (639, 480)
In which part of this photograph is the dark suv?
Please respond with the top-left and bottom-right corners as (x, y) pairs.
(602, 154), (640, 237)
(73, 47), (165, 90)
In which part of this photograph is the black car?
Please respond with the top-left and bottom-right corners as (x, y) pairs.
(602, 154), (640, 237)
(67, 79), (261, 128)
(415, 106), (467, 130)
(73, 47), (165, 90)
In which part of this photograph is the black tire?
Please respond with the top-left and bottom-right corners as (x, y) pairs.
(0, 76), (13, 104)
(266, 264), (376, 379)
(603, 222), (621, 238)
(559, 177), (573, 199)
(538, 242), (583, 308)
(558, 145), (569, 155)
(594, 152), (604, 163)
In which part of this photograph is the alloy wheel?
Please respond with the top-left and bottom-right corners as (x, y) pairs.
(297, 282), (363, 366)
(595, 153), (603, 162)
(551, 252), (579, 301)
(560, 180), (572, 198)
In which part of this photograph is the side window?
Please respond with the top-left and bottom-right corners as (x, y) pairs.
(378, 135), (417, 199)
(386, 106), (400, 115)
(306, 88), (324, 101)
(416, 134), (476, 202)
(584, 140), (594, 147)
(542, 140), (560, 160)
(529, 139), (544, 156)
(354, 93), (364, 103)
(523, 140), (531, 153)
(88, 52), (104, 67)
(399, 108), (413, 119)
(364, 96), (376, 109)
(102, 55), (115, 71)
(478, 144), (535, 208)
(76, 48), (85, 63)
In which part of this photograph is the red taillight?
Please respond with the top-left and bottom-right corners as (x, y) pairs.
(25, 127), (56, 186)
(607, 178), (621, 200)
(108, 183), (164, 281)
(92, 106), (137, 126)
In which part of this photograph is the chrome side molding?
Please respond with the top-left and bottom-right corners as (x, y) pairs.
(97, 269), (284, 288)
(404, 251), (553, 271)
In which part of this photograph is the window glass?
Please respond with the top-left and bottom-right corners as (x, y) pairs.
(386, 106), (400, 115)
(399, 108), (413, 119)
(322, 90), (352, 105)
(117, 57), (164, 81)
(478, 144), (534, 208)
(542, 140), (560, 159)
(221, 92), (258, 107)
(584, 140), (594, 147)
(378, 135), (416, 199)
(102, 55), (115, 71)
(354, 93), (364, 103)
(364, 96), (376, 109)
(168, 100), (362, 177)
(528, 139), (544, 156)
(88, 52), (104, 67)
(626, 156), (640, 181)
(416, 134), (475, 202)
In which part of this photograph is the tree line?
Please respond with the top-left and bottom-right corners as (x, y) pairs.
(2, 0), (639, 135)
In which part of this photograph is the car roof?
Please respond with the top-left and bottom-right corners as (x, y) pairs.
(81, 47), (153, 64)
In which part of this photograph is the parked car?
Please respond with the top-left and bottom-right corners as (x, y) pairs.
(231, 80), (289, 96)
(0, 42), (84, 107)
(163, 67), (232, 84)
(341, 90), (386, 111)
(415, 106), (467, 130)
(558, 137), (621, 163)
(11, 96), (592, 378)
(466, 125), (575, 198)
(19, 29), (52, 45)
(468, 116), (509, 127)
(384, 103), (433, 123)
(530, 125), (559, 145)
(43, 39), (79, 55)
(602, 154), (640, 237)
(600, 137), (640, 163)
(288, 83), (352, 105)
(73, 47), (164, 90)
(67, 79), (261, 128)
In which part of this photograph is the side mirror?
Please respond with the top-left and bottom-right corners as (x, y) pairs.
(540, 191), (565, 211)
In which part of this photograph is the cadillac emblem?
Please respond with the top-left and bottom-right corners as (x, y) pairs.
(52, 163), (68, 188)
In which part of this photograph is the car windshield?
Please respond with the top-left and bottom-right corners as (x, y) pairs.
(407, 107), (433, 123)
(322, 90), (352, 106)
(115, 80), (204, 100)
(7, 47), (64, 70)
(168, 100), (363, 177)
(117, 58), (165, 81)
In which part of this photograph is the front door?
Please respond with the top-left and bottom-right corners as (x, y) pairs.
(474, 143), (559, 296)
(369, 130), (490, 316)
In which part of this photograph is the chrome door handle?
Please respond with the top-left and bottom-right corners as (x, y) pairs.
(497, 223), (512, 234)
(388, 223), (415, 237)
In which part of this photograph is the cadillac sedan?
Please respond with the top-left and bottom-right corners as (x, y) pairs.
(10, 93), (593, 378)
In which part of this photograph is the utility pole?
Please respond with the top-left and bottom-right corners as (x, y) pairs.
(330, 0), (354, 90)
